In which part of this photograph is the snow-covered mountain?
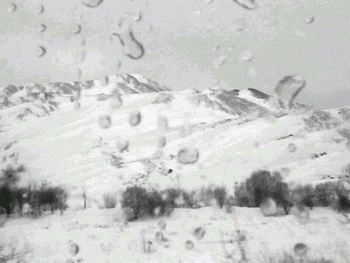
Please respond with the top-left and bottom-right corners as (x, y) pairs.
(1, 74), (350, 200)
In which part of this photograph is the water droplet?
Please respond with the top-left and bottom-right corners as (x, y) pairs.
(134, 11), (142, 22)
(7, 3), (17, 13)
(158, 219), (167, 230)
(74, 101), (81, 110)
(157, 137), (167, 148)
(304, 16), (314, 24)
(293, 243), (308, 257)
(82, 0), (104, 8)
(214, 55), (226, 70)
(185, 240), (194, 250)
(38, 24), (47, 33)
(129, 111), (141, 126)
(239, 50), (254, 62)
(113, 23), (145, 60)
(36, 46), (47, 57)
(274, 75), (306, 109)
(291, 204), (310, 224)
(98, 115), (112, 129)
(177, 148), (199, 164)
(193, 9), (202, 15)
(233, 22), (244, 32)
(206, 0), (214, 3)
(74, 24), (82, 35)
(155, 231), (166, 244)
(68, 243), (80, 256)
(259, 198), (277, 216)
(116, 139), (129, 153)
(192, 227), (206, 241)
(287, 143), (297, 153)
(35, 4), (45, 14)
(232, 0), (257, 10)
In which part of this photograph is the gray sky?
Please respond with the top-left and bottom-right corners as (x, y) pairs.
(0, 0), (349, 109)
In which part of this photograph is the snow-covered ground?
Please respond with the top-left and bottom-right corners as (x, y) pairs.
(1, 207), (349, 262)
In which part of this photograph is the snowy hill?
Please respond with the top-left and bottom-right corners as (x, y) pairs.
(1, 74), (350, 200)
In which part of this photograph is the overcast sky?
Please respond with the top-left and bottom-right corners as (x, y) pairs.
(0, 0), (349, 109)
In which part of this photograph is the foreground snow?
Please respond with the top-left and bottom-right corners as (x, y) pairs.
(1, 207), (349, 262)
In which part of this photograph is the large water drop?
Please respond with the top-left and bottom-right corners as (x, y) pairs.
(113, 23), (145, 60)
(129, 111), (142, 126)
(98, 115), (112, 129)
(274, 75), (306, 109)
(7, 3), (17, 13)
(36, 46), (47, 57)
(177, 148), (199, 164)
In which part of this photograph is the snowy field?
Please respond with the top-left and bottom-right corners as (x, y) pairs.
(1, 207), (349, 263)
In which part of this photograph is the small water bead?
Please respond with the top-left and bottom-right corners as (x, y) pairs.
(38, 24), (47, 33)
(82, 0), (104, 8)
(259, 198), (277, 217)
(35, 4), (45, 14)
(129, 111), (141, 126)
(74, 24), (82, 35)
(213, 55), (226, 70)
(292, 204), (310, 224)
(185, 240), (194, 250)
(232, 0), (257, 10)
(304, 16), (315, 24)
(110, 90), (123, 109)
(36, 46), (47, 57)
(177, 148), (199, 164)
(239, 50), (254, 62)
(7, 3), (17, 13)
(293, 243), (308, 257)
(158, 219), (167, 230)
(68, 243), (80, 256)
(98, 115), (112, 129)
(192, 227), (206, 241)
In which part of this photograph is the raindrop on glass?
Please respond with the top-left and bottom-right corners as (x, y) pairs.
(7, 3), (17, 13)
(274, 75), (306, 109)
(98, 115), (112, 129)
(129, 111), (141, 126)
(38, 24), (47, 33)
(74, 24), (82, 35)
(292, 204), (310, 224)
(134, 11), (142, 22)
(110, 93), (123, 109)
(293, 243), (308, 257)
(177, 148), (199, 164)
(158, 219), (167, 230)
(232, 0), (257, 10)
(116, 139), (129, 153)
(192, 227), (206, 241)
(304, 16), (314, 24)
(239, 50), (254, 62)
(68, 243), (80, 256)
(35, 4), (45, 14)
(82, 0), (104, 8)
(185, 240), (194, 250)
(36, 46), (47, 57)
(214, 55), (226, 70)
(113, 23), (145, 60)
(259, 198), (277, 216)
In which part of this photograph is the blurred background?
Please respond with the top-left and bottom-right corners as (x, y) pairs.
(0, 0), (349, 109)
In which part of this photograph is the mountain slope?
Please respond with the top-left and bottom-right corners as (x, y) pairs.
(1, 75), (349, 200)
